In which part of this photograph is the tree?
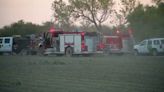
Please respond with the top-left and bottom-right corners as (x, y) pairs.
(152, 0), (163, 5)
(41, 21), (54, 32)
(112, 0), (137, 28)
(0, 20), (41, 36)
(52, 0), (114, 34)
(127, 2), (164, 41)
(52, 0), (73, 31)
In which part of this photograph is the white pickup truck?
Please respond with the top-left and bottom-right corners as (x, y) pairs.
(133, 38), (164, 56)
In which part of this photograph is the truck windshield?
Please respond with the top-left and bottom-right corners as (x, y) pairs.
(140, 40), (146, 45)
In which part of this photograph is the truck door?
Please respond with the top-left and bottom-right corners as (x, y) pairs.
(85, 37), (93, 52)
(161, 39), (164, 51)
(139, 40), (149, 53)
(147, 40), (153, 53)
(0, 37), (13, 52)
(59, 35), (64, 52)
(74, 35), (81, 53)
(154, 40), (162, 52)
(0, 38), (3, 52)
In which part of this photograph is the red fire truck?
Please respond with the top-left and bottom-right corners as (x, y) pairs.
(43, 28), (101, 56)
(102, 30), (132, 54)
(103, 36), (123, 54)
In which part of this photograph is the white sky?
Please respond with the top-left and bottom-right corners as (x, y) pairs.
(0, 0), (53, 28)
(0, 0), (152, 28)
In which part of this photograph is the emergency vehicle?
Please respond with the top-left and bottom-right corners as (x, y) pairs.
(102, 30), (133, 54)
(43, 28), (101, 56)
(102, 36), (123, 54)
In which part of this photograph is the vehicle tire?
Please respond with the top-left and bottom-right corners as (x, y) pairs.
(65, 47), (73, 57)
(103, 47), (109, 54)
(134, 49), (139, 56)
(151, 49), (158, 56)
(43, 53), (48, 56)
(37, 48), (44, 56)
(0, 52), (3, 55)
(56, 54), (63, 57)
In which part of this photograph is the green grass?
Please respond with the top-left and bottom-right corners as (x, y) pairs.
(0, 55), (164, 92)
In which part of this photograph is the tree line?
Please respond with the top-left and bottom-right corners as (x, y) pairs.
(127, 2), (164, 41)
(0, 0), (163, 41)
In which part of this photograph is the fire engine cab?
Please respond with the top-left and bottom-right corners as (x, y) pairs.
(43, 28), (100, 56)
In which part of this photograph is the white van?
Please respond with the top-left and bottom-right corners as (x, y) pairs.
(0, 37), (13, 53)
(133, 38), (164, 56)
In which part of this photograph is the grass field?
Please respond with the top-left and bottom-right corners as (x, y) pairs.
(0, 55), (164, 92)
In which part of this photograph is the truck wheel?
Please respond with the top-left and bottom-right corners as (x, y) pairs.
(134, 50), (139, 56)
(151, 49), (158, 56)
(65, 47), (73, 57)
(103, 47), (110, 55)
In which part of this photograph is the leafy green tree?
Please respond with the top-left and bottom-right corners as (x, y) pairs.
(152, 0), (163, 5)
(0, 20), (41, 37)
(119, 0), (137, 25)
(52, 0), (114, 34)
(41, 21), (54, 32)
(52, 0), (73, 31)
(127, 2), (164, 41)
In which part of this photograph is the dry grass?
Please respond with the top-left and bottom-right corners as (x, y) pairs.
(0, 55), (164, 92)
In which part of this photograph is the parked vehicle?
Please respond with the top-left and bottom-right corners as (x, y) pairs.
(0, 36), (36, 55)
(103, 36), (123, 54)
(43, 28), (101, 56)
(133, 38), (164, 56)
(0, 37), (13, 54)
(13, 37), (31, 54)
(102, 34), (132, 54)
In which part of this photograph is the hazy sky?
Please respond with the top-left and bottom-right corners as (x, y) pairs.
(0, 0), (152, 28)
(0, 0), (53, 28)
